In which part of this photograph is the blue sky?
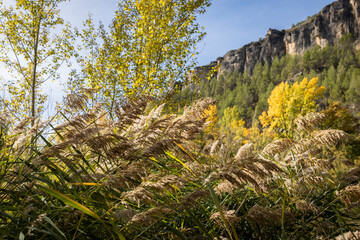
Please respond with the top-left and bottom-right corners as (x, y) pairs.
(195, 0), (335, 66)
(59, 0), (335, 66)
(2, 0), (336, 107)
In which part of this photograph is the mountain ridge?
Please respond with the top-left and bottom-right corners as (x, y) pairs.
(194, 0), (360, 79)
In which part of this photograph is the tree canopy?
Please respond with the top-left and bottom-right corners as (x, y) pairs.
(0, 0), (73, 122)
(68, 0), (211, 112)
(259, 77), (325, 135)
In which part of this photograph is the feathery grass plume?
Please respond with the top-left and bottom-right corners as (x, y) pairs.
(287, 173), (330, 196)
(284, 150), (333, 171)
(115, 97), (149, 129)
(219, 167), (263, 192)
(283, 150), (314, 165)
(292, 138), (317, 153)
(340, 183), (360, 207)
(104, 162), (149, 190)
(112, 208), (137, 223)
(179, 189), (210, 209)
(313, 220), (337, 239)
(130, 207), (175, 226)
(13, 135), (29, 154)
(341, 167), (360, 184)
(185, 97), (217, 120)
(238, 155), (282, 176)
(142, 139), (176, 158)
(262, 138), (292, 157)
(215, 180), (234, 195)
(150, 103), (166, 120)
(40, 140), (76, 158)
(188, 161), (218, 177)
(313, 129), (349, 148)
(54, 114), (96, 135)
(212, 154), (283, 192)
(334, 231), (360, 240)
(210, 209), (239, 224)
(141, 174), (185, 193)
(28, 119), (50, 135)
(122, 186), (154, 206)
(246, 204), (293, 227)
(214, 237), (229, 240)
(234, 143), (254, 160)
(210, 139), (220, 155)
(295, 200), (319, 214)
(85, 134), (123, 152)
(295, 112), (326, 132)
(63, 88), (99, 114)
(166, 98), (216, 137)
(12, 117), (31, 134)
(64, 90), (91, 111)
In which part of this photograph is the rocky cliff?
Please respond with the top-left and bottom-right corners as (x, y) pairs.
(195, 0), (360, 78)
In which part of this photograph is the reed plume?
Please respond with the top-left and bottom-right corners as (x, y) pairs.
(295, 112), (326, 132)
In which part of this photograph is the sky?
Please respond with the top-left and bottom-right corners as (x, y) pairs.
(195, 0), (335, 66)
(1, 0), (336, 108)
(59, 0), (335, 66)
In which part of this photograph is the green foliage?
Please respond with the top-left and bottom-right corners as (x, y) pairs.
(68, 0), (211, 112)
(0, 0), (74, 122)
(1, 95), (359, 239)
(178, 33), (360, 128)
(219, 105), (248, 143)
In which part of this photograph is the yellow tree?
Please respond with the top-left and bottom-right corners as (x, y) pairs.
(259, 77), (326, 135)
(0, 0), (73, 124)
(202, 104), (219, 134)
(68, 0), (211, 111)
(219, 106), (249, 142)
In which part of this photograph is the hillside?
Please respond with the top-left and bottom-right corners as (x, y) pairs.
(176, 0), (360, 127)
(194, 0), (360, 78)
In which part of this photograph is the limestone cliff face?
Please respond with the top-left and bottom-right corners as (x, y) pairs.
(284, 0), (360, 55)
(195, 0), (360, 78)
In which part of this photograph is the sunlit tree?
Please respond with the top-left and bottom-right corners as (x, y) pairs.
(259, 77), (325, 136)
(219, 106), (249, 142)
(0, 0), (74, 124)
(68, 0), (211, 112)
(202, 104), (219, 134)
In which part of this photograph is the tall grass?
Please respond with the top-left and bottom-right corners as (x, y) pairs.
(0, 93), (359, 239)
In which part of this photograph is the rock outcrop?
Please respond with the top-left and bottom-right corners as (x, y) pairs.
(195, 0), (360, 79)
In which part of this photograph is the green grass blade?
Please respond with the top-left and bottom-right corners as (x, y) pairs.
(207, 183), (239, 240)
(36, 184), (103, 222)
(43, 215), (67, 239)
(36, 185), (126, 240)
(163, 222), (187, 240)
(185, 207), (214, 239)
(164, 151), (196, 178)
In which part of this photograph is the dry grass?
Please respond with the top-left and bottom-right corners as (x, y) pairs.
(0, 95), (359, 239)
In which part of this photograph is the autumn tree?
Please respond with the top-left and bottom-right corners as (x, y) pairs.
(219, 106), (249, 142)
(202, 104), (219, 134)
(0, 0), (73, 124)
(259, 77), (326, 136)
(68, 0), (211, 111)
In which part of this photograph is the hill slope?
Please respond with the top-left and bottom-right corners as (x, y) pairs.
(194, 0), (360, 78)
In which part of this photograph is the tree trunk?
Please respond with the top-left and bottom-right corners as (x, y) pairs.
(31, 10), (42, 126)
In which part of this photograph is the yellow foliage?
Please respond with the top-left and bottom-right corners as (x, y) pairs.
(69, 0), (211, 110)
(259, 77), (325, 135)
(0, 0), (74, 121)
(219, 106), (249, 143)
(202, 104), (219, 133)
